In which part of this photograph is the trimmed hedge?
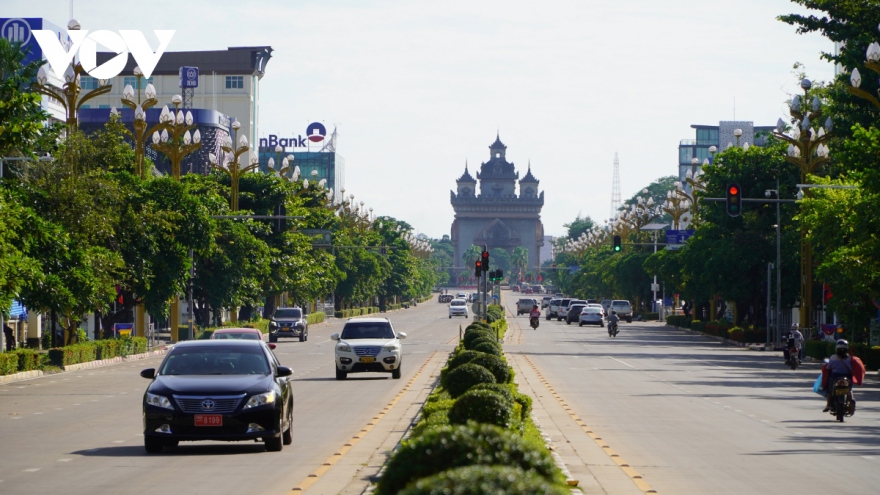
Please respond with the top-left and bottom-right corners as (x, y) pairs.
(398, 465), (571, 495)
(0, 353), (18, 375)
(48, 336), (147, 367)
(473, 342), (502, 356)
(470, 382), (515, 404)
(446, 350), (483, 372)
(12, 348), (40, 372)
(464, 336), (499, 352)
(333, 307), (381, 319)
(307, 312), (325, 325)
(462, 329), (495, 349)
(448, 389), (513, 428)
(469, 354), (510, 383)
(375, 423), (563, 495)
(444, 363), (496, 398)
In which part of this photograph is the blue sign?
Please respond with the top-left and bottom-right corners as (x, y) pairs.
(179, 66), (199, 88)
(1, 18), (44, 67)
(306, 122), (326, 143)
(666, 229), (695, 245)
(569, 265), (579, 274)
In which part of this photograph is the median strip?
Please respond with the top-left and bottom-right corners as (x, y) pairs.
(522, 355), (659, 494)
(288, 351), (438, 493)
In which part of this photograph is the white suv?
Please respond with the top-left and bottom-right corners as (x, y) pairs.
(331, 318), (406, 380)
(448, 298), (469, 318)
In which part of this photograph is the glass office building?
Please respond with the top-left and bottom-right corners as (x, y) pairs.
(257, 149), (345, 204)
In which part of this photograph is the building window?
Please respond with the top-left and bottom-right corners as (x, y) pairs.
(98, 105), (110, 109)
(696, 128), (719, 145)
(679, 147), (693, 164)
(695, 147), (713, 163)
(122, 76), (153, 90)
(80, 104), (90, 109)
(81, 76), (99, 90)
(226, 76), (244, 89)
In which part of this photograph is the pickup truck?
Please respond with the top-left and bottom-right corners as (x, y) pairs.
(516, 298), (539, 315)
(610, 300), (633, 323)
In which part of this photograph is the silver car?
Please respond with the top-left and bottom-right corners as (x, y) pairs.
(579, 307), (605, 327)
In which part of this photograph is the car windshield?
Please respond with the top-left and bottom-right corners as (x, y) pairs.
(160, 347), (269, 375)
(612, 302), (631, 308)
(274, 308), (302, 318)
(451, 300), (466, 306)
(341, 323), (395, 340)
(213, 332), (261, 340)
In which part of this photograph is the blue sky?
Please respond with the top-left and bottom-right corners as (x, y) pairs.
(6, 0), (835, 238)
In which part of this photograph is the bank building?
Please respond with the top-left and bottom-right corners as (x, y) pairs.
(450, 134), (545, 273)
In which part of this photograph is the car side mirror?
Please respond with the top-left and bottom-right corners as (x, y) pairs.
(140, 368), (155, 379)
(398, 332), (407, 340)
(330, 333), (340, 341)
(276, 366), (293, 377)
(268, 343), (277, 350)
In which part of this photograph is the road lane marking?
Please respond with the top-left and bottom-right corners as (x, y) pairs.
(609, 357), (635, 369)
(22, 469), (40, 472)
(57, 459), (72, 462)
(288, 351), (438, 493)
(522, 355), (658, 494)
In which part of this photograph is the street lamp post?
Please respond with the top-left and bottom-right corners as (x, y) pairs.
(119, 66), (170, 178)
(31, 21), (111, 134)
(765, 184), (782, 344)
(209, 121), (254, 212)
(772, 78), (832, 329)
(151, 94), (203, 343)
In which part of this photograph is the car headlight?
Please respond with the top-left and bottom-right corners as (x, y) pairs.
(383, 343), (399, 352)
(146, 392), (173, 410)
(244, 390), (276, 409)
(337, 343), (352, 353)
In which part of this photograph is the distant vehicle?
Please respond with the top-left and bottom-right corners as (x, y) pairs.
(600, 299), (613, 316)
(566, 304), (587, 324)
(533, 285), (544, 294)
(545, 299), (560, 320)
(611, 300), (633, 323)
(511, 285), (520, 292)
(210, 328), (277, 350)
(579, 307), (605, 327)
(541, 296), (553, 309)
(522, 287), (534, 294)
(331, 317), (406, 380)
(449, 298), (469, 318)
(516, 298), (539, 315)
(554, 298), (573, 321)
(438, 294), (454, 303)
(141, 340), (293, 453)
(471, 292), (480, 304)
(586, 303), (605, 318)
(456, 292), (468, 301)
(269, 307), (309, 343)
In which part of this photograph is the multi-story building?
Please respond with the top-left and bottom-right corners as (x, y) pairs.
(256, 127), (346, 202)
(677, 121), (775, 181)
(450, 135), (545, 273)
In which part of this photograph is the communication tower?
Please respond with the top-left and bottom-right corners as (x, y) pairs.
(610, 152), (621, 220)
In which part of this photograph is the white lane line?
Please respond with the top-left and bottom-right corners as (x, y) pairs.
(33, 412), (43, 415)
(22, 469), (40, 472)
(57, 459), (72, 462)
(609, 357), (635, 369)
(862, 456), (875, 461)
(112, 440), (124, 444)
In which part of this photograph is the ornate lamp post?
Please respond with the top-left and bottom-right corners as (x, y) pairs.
(771, 78), (833, 329)
(150, 94), (202, 343)
(209, 121), (255, 211)
(117, 66), (170, 178)
(32, 21), (112, 134)
(662, 190), (691, 230)
(846, 31), (880, 110)
(266, 144), (294, 179)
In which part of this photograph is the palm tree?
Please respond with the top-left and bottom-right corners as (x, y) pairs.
(462, 245), (482, 269)
(511, 247), (528, 284)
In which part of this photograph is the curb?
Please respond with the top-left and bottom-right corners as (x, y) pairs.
(530, 412), (584, 494)
(0, 348), (168, 385)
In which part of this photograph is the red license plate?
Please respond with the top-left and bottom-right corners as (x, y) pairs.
(194, 414), (223, 427)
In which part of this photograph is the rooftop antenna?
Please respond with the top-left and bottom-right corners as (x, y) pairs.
(70, 0), (73, 19)
(734, 96), (736, 121)
(610, 152), (621, 220)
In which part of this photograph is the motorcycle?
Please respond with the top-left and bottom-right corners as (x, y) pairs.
(828, 377), (855, 422)
(785, 345), (800, 370)
(608, 322), (619, 337)
(529, 317), (539, 330)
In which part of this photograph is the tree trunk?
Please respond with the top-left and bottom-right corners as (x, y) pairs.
(263, 295), (277, 319)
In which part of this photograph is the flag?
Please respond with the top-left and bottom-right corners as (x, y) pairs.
(823, 284), (833, 304)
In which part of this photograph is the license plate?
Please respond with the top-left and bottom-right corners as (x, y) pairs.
(359, 357), (376, 363)
(835, 389), (849, 396)
(281, 326), (290, 331)
(194, 414), (223, 426)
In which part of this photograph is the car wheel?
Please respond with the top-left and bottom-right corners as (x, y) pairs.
(449, 315), (452, 319)
(335, 368), (347, 380)
(282, 403), (293, 445)
(566, 320), (571, 325)
(304, 331), (308, 342)
(299, 333), (305, 342)
(144, 436), (164, 454)
(265, 428), (283, 452)
(627, 317), (632, 323)
(545, 314), (550, 320)
(269, 334), (278, 343)
(600, 321), (604, 327)
(392, 365), (401, 379)
(165, 440), (179, 448)
(579, 322), (583, 327)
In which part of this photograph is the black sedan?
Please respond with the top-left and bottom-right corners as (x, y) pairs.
(566, 304), (587, 324)
(140, 340), (293, 453)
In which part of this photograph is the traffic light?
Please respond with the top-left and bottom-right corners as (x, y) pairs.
(475, 260), (482, 278)
(481, 250), (489, 272)
(497, 269), (503, 281)
(726, 183), (742, 217)
(613, 235), (622, 252)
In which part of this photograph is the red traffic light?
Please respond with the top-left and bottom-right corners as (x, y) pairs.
(728, 185), (739, 195)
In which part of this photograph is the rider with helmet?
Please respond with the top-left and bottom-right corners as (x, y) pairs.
(784, 323), (805, 364)
(529, 305), (541, 329)
(607, 310), (620, 327)
(821, 339), (866, 412)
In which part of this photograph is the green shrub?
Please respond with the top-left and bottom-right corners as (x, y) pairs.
(12, 348), (40, 371)
(444, 363), (496, 398)
(446, 350), (483, 371)
(472, 342), (502, 356)
(398, 465), (570, 495)
(468, 354), (510, 384)
(851, 344), (880, 371)
(691, 320), (705, 332)
(375, 423), (562, 495)
(462, 328), (494, 348)
(307, 312), (325, 325)
(422, 398), (456, 420)
(448, 390), (512, 427)
(464, 336), (499, 352)
(470, 382), (514, 404)
(95, 339), (120, 360)
(513, 392), (532, 420)
(0, 353), (19, 375)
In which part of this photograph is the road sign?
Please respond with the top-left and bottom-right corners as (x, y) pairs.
(665, 230), (694, 245)
(179, 66), (199, 88)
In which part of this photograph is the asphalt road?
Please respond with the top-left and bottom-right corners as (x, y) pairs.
(504, 295), (880, 495)
(0, 300), (461, 495)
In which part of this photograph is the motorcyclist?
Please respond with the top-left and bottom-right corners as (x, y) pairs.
(529, 305), (541, 328)
(607, 311), (620, 332)
(784, 323), (805, 364)
(821, 339), (866, 413)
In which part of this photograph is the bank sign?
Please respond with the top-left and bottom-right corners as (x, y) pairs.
(1, 18), (45, 66)
(259, 122), (327, 149)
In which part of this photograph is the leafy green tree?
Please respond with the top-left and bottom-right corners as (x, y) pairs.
(510, 246), (528, 283)
(488, 248), (510, 273)
(463, 244), (482, 268)
(0, 38), (59, 158)
(563, 215), (595, 240)
(624, 176), (678, 226)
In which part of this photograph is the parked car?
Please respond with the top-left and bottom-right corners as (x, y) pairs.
(331, 318), (406, 380)
(269, 307), (308, 343)
(566, 304), (587, 324)
(545, 299), (560, 320)
(516, 298), (539, 315)
(541, 295), (553, 309)
(438, 294), (454, 303)
(579, 306), (605, 327)
(611, 300), (633, 323)
(448, 298), (469, 318)
(140, 339), (293, 453)
(600, 299), (613, 317)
